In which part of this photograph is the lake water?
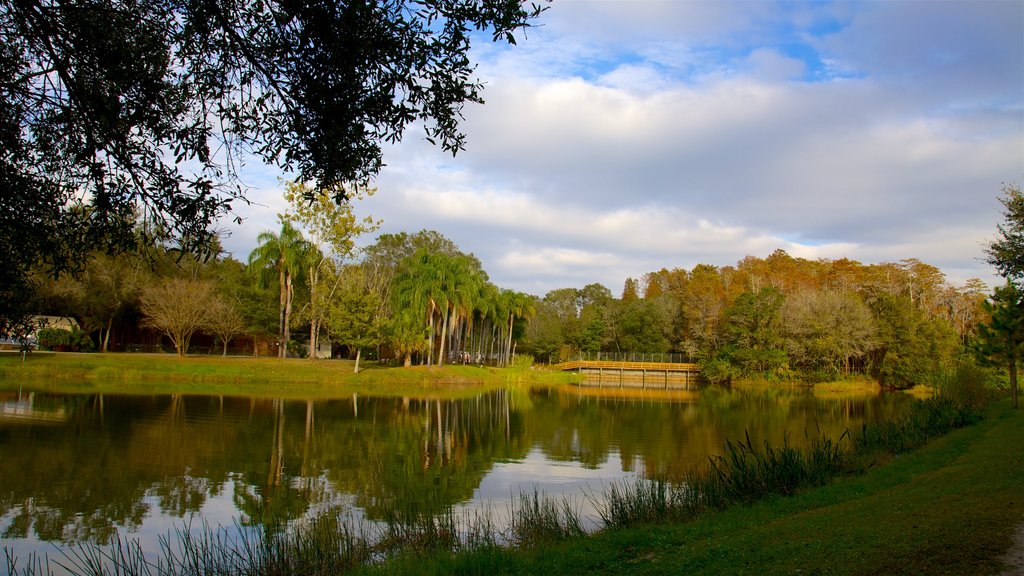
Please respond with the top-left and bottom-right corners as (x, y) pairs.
(0, 384), (912, 567)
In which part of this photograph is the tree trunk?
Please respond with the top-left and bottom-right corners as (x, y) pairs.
(404, 352), (412, 367)
(101, 317), (112, 352)
(278, 264), (287, 358)
(439, 305), (450, 367)
(354, 348), (362, 374)
(1011, 356), (1018, 409)
(310, 319), (318, 359)
(308, 263), (319, 360)
(427, 300), (436, 366)
(283, 273), (293, 358)
(505, 314), (514, 367)
(222, 338), (229, 357)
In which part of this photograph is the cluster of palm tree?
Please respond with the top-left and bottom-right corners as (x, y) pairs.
(391, 248), (534, 367)
(248, 224), (535, 366)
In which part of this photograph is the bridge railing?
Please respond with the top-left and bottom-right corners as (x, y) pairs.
(571, 352), (695, 364)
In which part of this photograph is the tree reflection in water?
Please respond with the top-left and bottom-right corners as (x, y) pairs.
(0, 386), (911, 557)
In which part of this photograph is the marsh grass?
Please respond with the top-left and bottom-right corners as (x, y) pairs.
(593, 430), (855, 530)
(505, 489), (585, 548)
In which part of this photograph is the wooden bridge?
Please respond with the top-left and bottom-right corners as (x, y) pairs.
(551, 360), (702, 390)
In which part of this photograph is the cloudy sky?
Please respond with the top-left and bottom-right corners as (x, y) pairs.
(220, 0), (1024, 298)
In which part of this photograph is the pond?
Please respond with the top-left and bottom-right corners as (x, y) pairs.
(0, 383), (913, 567)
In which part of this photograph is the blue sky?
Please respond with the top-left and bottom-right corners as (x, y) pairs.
(220, 0), (1024, 297)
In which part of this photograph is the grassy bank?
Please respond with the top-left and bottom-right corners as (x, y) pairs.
(364, 399), (1023, 575)
(0, 352), (578, 400)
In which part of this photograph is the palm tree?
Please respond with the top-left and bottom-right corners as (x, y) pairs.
(248, 220), (312, 358)
(500, 290), (536, 366)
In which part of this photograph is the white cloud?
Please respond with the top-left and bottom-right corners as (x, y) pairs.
(222, 1), (1021, 296)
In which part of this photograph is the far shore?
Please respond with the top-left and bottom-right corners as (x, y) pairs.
(0, 352), (913, 401)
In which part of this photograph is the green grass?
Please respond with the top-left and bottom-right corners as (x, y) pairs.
(366, 400), (1024, 575)
(0, 352), (579, 400)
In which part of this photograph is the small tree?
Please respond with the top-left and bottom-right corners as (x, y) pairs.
(205, 296), (247, 357)
(328, 266), (382, 374)
(975, 282), (1024, 408)
(140, 278), (213, 357)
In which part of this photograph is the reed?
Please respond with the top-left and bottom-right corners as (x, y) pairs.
(505, 489), (585, 547)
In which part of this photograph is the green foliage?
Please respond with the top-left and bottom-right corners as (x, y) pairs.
(36, 327), (94, 352)
(867, 291), (960, 389)
(507, 490), (586, 548)
(698, 356), (740, 384)
(0, 1), (544, 338)
(985, 183), (1024, 281)
(715, 288), (789, 378)
(974, 281), (1024, 407)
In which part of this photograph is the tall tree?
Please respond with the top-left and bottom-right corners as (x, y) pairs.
(282, 181), (380, 359)
(986, 184), (1024, 282)
(976, 282), (1024, 408)
(720, 288), (788, 375)
(0, 1), (545, 338)
(783, 289), (877, 376)
(248, 220), (312, 358)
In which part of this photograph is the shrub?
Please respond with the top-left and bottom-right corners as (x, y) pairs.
(36, 327), (72, 350)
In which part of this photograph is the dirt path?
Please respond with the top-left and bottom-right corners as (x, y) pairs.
(1001, 524), (1024, 575)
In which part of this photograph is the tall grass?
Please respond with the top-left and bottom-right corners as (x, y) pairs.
(506, 489), (585, 547)
(595, 430), (855, 530)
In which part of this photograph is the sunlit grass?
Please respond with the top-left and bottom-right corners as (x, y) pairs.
(0, 352), (579, 400)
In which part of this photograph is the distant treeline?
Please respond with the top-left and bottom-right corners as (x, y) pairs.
(520, 250), (986, 388)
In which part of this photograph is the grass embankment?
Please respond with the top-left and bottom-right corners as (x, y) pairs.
(366, 400), (1024, 575)
(0, 352), (578, 400)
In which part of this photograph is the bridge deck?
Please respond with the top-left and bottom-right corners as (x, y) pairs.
(552, 360), (700, 373)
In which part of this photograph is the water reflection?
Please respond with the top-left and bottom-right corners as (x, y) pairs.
(0, 385), (911, 556)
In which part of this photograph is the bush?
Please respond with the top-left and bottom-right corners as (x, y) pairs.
(36, 327), (72, 350)
(700, 357), (739, 384)
(36, 327), (94, 352)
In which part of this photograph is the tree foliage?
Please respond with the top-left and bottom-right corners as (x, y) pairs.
(0, 0), (545, 337)
(975, 283), (1024, 408)
(986, 184), (1024, 282)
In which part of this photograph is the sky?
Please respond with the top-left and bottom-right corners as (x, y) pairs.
(218, 0), (1024, 298)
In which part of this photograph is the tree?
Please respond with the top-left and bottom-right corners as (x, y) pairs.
(986, 184), (1024, 282)
(783, 289), (877, 376)
(975, 282), (1024, 408)
(282, 181), (380, 359)
(0, 0), (545, 339)
(248, 220), (312, 358)
(866, 290), (959, 389)
(140, 278), (214, 357)
(719, 288), (788, 376)
(327, 266), (382, 373)
(206, 256), (278, 356)
(205, 295), (247, 357)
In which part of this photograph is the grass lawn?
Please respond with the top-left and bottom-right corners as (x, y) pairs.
(359, 400), (1024, 575)
(0, 352), (579, 400)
